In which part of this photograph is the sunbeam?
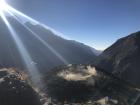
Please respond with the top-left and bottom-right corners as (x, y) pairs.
(6, 4), (71, 40)
(6, 4), (39, 24)
(0, 0), (69, 88)
(0, 11), (44, 88)
(6, 10), (69, 65)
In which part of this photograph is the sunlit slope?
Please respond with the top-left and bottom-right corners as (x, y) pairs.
(0, 16), (98, 73)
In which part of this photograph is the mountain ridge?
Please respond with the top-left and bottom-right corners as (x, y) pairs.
(94, 31), (140, 88)
(0, 16), (99, 73)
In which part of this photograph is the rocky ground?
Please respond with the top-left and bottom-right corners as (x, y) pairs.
(43, 64), (140, 105)
(0, 68), (42, 105)
(0, 65), (139, 105)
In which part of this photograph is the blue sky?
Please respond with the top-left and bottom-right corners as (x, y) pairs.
(6, 0), (140, 50)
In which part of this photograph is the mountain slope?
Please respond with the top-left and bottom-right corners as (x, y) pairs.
(0, 16), (99, 73)
(95, 31), (140, 87)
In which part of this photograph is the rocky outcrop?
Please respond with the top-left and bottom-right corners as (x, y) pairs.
(0, 68), (41, 105)
(44, 64), (139, 104)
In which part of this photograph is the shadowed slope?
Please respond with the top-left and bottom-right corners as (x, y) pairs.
(95, 31), (140, 88)
(0, 16), (98, 73)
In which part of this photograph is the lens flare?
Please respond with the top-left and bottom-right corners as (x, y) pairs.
(0, 0), (8, 11)
(0, 11), (44, 88)
(0, 0), (69, 88)
(6, 10), (69, 65)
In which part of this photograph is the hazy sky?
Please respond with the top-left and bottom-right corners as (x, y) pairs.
(6, 0), (140, 50)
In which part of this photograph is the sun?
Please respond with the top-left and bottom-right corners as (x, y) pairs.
(0, 0), (8, 12)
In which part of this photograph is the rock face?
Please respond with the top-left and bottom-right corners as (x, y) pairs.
(0, 68), (41, 105)
(95, 31), (140, 87)
(0, 16), (99, 73)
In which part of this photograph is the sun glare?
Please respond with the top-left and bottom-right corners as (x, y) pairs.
(0, 0), (8, 12)
(0, 0), (68, 88)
